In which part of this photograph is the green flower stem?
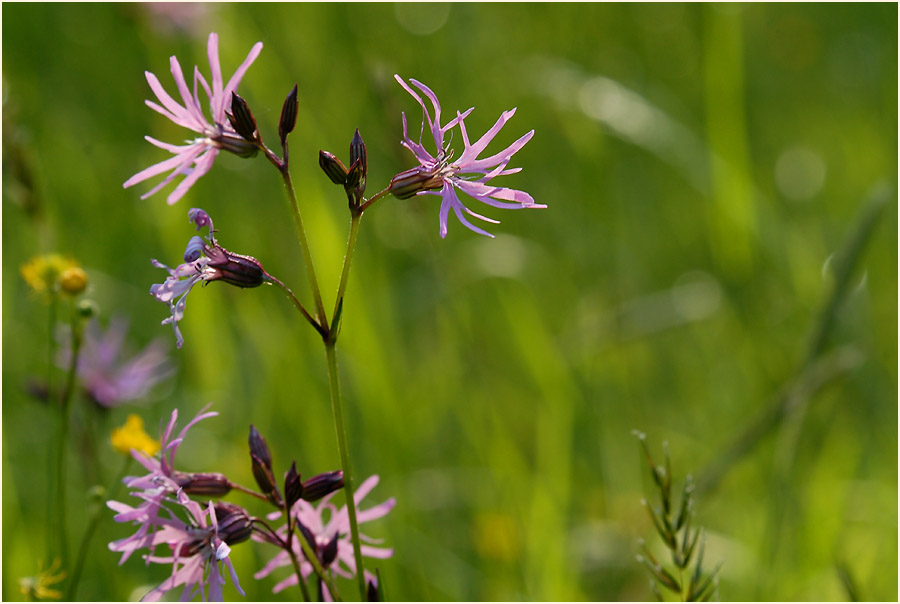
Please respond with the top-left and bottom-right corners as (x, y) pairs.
(268, 276), (327, 339)
(287, 546), (312, 602)
(44, 297), (58, 564)
(331, 213), (362, 329)
(279, 167), (328, 329)
(324, 342), (367, 600)
(54, 309), (83, 570)
(65, 455), (132, 600)
(295, 528), (340, 602)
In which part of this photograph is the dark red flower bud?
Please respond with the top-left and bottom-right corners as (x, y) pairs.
(320, 531), (339, 566)
(205, 246), (269, 289)
(319, 150), (349, 185)
(279, 84), (299, 147)
(228, 92), (259, 142)
(214, 502), (253, 546)
(301, 470), (344, 502)
(284, 461), (304, 510)
(174, 471), (233, 496)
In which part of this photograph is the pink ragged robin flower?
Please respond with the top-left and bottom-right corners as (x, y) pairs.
(123, 33), (263, 205)
(390, 75), (545, 238)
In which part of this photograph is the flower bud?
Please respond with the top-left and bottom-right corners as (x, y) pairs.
(205, 246), (269, 288)
(77, 299), (98, 319)
(320, 531), (339, 566)
(174, 471), (233, 497)
(349, 129), (367, 194)
(367, 578), (381, 602)
(319, 151), (348, 185)
(346, 158), (364, 191)
(284, 461), (304, 510)
(214, 502), (253, 546)
(60, 266), (88, 295)
(388, 165), (444, 199)
(279, 84), (299, 147)
(301, 470), (344, 502)
(228, 92), (259, 142)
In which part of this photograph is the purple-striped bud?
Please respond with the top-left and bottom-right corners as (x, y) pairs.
(214, 502), (254, 546)
(249, 425), (281, 505)
(174, 471), (233, 497)
(284, 461), (304, 510)
(388, 165), (444, 199)
(320, 531), (339, 566)
(301, 470), (344, 502)
(205, 246), (269, 289)
(279, 84), (299, 147)
(319, 150), (348, 185)
(228, 92), (259, 142)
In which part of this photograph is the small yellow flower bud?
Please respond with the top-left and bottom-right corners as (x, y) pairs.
(60, 266), (88, 295)
(111, 414), (161, 457)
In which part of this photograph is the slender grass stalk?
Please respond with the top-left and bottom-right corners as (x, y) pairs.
(44, 297), (58, 564)
(54, 308), (83, 570)
(695, 184), (891, 495)
(65, 455), (132, 600)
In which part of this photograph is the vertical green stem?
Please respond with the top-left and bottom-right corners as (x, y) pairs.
(44, 297), (58, 563)
(287, 547), (312, 602)
(279, 168), (328, 327)
(332, 213), (362, 327)
(55, 311), (83, 570)
(65, 455), (131, 600)
(324, 343), (367, 600)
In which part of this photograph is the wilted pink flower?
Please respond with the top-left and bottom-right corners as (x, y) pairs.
(390, 75), (545, 238)
(123, 33), (263, 205)
(57, 316), (174, 407)
(150, 208), (271, 348)
(254, 475), (395, 594)
(108, 405), (218, 565)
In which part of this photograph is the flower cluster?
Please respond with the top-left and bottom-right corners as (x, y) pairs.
(254, 474), (396, 594)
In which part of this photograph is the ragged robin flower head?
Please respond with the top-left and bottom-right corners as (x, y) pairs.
(150, 208), (272, 348)
(390, 75), (546, 238)
(123, 33), (263, 205)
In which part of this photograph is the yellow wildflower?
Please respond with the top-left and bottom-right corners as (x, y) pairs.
(111, 414), (160, 456)
(20, 254), (82, 299)
(18, 559), (66, 600)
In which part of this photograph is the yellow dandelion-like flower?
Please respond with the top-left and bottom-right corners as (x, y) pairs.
(18, 558), (66, 601)
(111, 414), (161, 457)
(20, 254), (82, 300)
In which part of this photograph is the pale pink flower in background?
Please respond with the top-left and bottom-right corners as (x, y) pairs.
(123, 33), (262, 205)
(57, 316), (175, 407)
(391, 75), (545, 238)
(254, 475), (395, 594)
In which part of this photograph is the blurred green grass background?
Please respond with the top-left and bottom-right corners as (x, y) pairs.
(2, 3), (897, 601)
